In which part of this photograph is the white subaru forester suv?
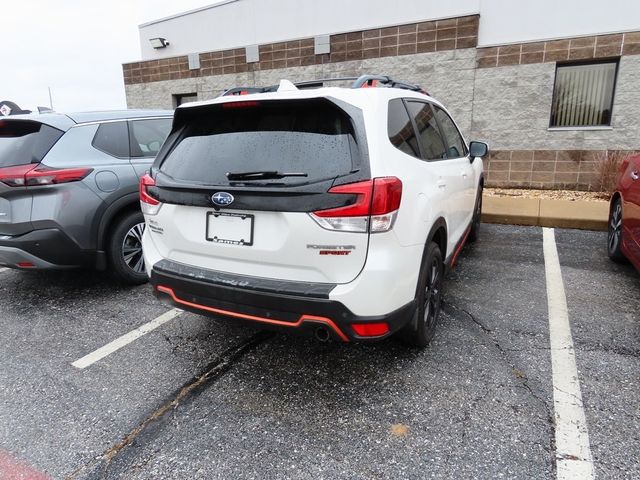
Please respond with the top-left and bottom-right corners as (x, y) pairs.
(140, 75), (487, 347)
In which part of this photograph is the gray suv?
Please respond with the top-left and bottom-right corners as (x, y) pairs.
(0, 110), (172, 284)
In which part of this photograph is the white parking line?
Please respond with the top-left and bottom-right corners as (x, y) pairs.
(72, 308), (183, 369)
(542, 228), (594, 480)
(0, 267), (9, 273)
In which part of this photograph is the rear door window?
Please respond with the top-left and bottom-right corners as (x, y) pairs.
(387, 99), (420, 158)
(433, 106), (467, 158)
(129, 118), (172, 158)
(0, 120), (64, 167)
(159, 99), (358, 186)
(405, 101), (447, 161)
(92, 121), (129, 158)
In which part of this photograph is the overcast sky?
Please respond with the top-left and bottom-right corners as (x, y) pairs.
(2, 0), (211, 112)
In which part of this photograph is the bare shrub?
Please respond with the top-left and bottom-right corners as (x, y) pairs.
(594, 150), (629, 193)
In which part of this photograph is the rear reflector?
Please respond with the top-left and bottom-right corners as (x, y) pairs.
(0, 164), (92, 187)
(351, 322), (390, 337)
(16, 262), (34, 268)
(310, 177), (402, 233)
(139, 173), (162, 215)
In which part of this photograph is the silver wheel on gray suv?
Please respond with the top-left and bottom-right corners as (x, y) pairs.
(123, 223), (146, 274)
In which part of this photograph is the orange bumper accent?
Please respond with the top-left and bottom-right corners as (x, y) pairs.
(156, 285), (350, 342)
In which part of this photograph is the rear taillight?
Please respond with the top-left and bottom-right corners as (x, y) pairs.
(310, 177), (402, 233)
(0, 164), (37, 186)
(0, 164), (92, 187)
(139, 174), (162, 215)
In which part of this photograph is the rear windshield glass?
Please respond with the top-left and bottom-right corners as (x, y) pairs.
(0, 120), (64, 167)
(160, 99), (358, 186)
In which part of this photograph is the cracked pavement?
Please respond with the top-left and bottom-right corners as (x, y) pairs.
(0, 224), (638, 479)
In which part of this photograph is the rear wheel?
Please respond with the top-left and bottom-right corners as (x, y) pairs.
(399, 242), (444, 347)
(608, 198), (626, 262)
(108, 211), (148, 285)
(467, 184), (483, 243)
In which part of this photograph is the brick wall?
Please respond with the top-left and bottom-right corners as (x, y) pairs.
(123, 15), (479, 85)
(477, 32), (640, 68)
(484, 149), (639, 190)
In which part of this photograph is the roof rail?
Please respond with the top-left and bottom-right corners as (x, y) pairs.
(219, 74), (428, 97)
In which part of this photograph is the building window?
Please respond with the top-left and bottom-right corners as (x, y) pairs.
(550, 60), (618, 128)
(173, 93), (198, 108)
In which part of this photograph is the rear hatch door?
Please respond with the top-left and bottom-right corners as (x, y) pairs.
(148, 97), (371, 284)
(0, 119), (64, 236)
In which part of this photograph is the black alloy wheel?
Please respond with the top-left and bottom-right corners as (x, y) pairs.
(468, 184), (483, 243)
(399, 241), (444, 347)
(608, 198), (626, 262)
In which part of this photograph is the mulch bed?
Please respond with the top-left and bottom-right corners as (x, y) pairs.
(485, 188), (609, 202)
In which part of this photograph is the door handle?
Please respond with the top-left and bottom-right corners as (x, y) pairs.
(631, 171), (639, 181)
(461, 172), (468, 178)
(437, 180), (447, 189)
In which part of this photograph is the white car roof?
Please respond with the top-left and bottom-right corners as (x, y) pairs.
(177, 80), (443, 112)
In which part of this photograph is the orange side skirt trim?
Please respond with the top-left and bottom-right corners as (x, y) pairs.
(450, 225), (471, 268)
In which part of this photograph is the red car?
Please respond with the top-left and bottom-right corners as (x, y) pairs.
(608, 154), (640, 270)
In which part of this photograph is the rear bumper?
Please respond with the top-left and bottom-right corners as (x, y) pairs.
(0, 228), (90, 269)
(150, 259), (415, 342)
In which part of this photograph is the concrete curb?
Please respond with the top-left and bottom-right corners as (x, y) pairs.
(481, 195), (609, 231)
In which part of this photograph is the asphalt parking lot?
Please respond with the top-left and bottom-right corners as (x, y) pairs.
(0, 224), (638, 480)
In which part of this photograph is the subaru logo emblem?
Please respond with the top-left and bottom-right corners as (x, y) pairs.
(211, 192), (234, 207)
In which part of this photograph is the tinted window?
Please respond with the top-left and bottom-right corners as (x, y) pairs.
(433, 106), (467, 158)
(92, 121), (129, 158)
(160, 100), (357, 186)
(387, 99), (420, 158)
(0, 120), (64, 167)
(405, 102), (447, 161)
(550, 61), (617, 127)
(129, 118), (172, 157)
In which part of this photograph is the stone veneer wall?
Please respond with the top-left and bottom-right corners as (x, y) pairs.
(123, 15), (640, 190)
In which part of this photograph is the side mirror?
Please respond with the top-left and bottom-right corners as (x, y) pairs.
(469, 141), (488, 158)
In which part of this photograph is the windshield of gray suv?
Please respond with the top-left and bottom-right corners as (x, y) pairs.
(159, 99), (358, 186)
(0, 120), (64, 167)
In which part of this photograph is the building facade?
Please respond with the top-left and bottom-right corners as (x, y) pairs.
(122, 0), (640, 190)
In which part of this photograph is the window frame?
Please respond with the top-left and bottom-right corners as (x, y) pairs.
(386, 98), (422, 160)
(403, 99), (452, 162)
(91, 120), (130, 159)
(173, 93), (198, 108)
(430, 104), (469, 159)
(548, 58), (620, 130)
(127, 117), (172, 159)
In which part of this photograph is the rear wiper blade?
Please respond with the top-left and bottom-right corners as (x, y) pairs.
(226, 170), (308, 181)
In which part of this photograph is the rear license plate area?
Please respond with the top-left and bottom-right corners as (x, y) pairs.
(206, 212), (254, 246)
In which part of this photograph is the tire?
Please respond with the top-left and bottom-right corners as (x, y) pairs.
(107, 210), (149, 285)
(467, 184), (483, 243)
(608, 198), (626, 263)
(398, 242), (444, 347)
